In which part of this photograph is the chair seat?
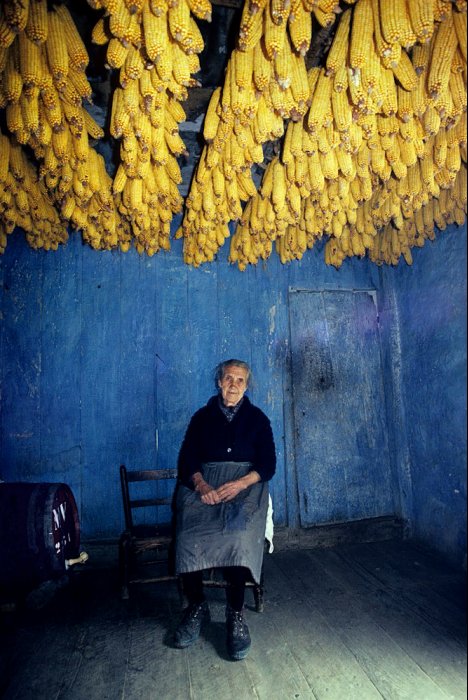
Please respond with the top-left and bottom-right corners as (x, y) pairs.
(129, 522), (173, 540)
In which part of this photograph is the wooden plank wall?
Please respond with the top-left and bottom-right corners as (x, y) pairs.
(381, 222), (467, 569)
(1, 222), (465, 569)
(0, 225), (381, 539)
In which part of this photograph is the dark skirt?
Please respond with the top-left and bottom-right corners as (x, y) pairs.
(175, 462), (269, 584)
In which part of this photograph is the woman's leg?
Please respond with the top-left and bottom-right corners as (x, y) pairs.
(174, 570), (209, 649)
(223, 567), (251, 660)
(223, 566), (250, 611)
(181, 570), (205, 605)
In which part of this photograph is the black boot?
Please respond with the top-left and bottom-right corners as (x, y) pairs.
(226, 606), (251, 661)
(174, 601), (210, 648)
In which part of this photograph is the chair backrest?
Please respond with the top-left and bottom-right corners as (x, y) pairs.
(120, 464), (178, 532)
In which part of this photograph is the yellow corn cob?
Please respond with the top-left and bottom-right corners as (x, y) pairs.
(51, 123), (71, 163)
(333, 64), (347, 93)
(6, 101), (24, 137)
(91, 17), (110, 46)
(332, 86), (352, 132)
(289, 50), (309, 109)
(253, 42), (271, 91)
(4, 0), (30, 34)
(287, 2), (312, 56)
(307, 69), (332, 133)
(82, 109), (104, 140)
(361, 38), (382, 98)
(167, 97), (186, 124)
(155, 36), (172, 82)
(398, 133), (417, 167)
(453, 9), (467, 63)
(123, 44), (144, 81)
(235, 46), (255, 89)
(391, 49), (418, 91)
(371, 0), (401, 67)
(412, 40), (431, 77)
(46, 10), (69, 81)
(271, 0), (291, 26)
(202, 87), (221, 142)
(0, 133), (10, 182)
(337, 144), (356, 179)
(168, 0), (191, 45)
(19, 32), (45, 86)
(407, 0), (434, 42)
(142, 4), (166, 62)
(69, 66), (93, 102)
(264, 6), (286, 59)
(350, 0), (373, 70)
(239, 6), (264, 52)
(446, 142), (461, 173)
(451, 46), (465, 75)
(54, 4), (89, 71)
(450, 70), (467, 117)
(186, 0), (211, 21)
(109, 1), (132, 40)
(380, 0), (416, 47)
(25, 0), (48, 45)
(320, 146), (338, 179)
(433, 0), (452, 23)
(397, 85), (413, 122)
(326, 8), (350, 76)
(0, 13), (16, 48)
(106, 37), (129, 68)
(125, 0), (145, 13)
(313, 7), (335, 29)
(3, 48), (23, 103)
(274, 41), (292, 90)
(347, 66), (367, 111)
(427, 10), (458, 99)
(180, 13), (205, 53)
(20, 88), (39, 134)
(380, 65), (398, 115)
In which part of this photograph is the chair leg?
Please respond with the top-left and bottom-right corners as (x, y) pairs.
(253, 581), (264, 613)
(119, 533), (131, 600)
(253, 558), (266, 612)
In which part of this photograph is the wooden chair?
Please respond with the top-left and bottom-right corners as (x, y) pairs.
(119, 464), (180, 600)
(119, 464), (266, 612)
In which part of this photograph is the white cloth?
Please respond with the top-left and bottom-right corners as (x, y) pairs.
(265, 494), (274, 553)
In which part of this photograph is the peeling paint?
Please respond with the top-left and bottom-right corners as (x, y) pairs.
(269, 305), (276, 335)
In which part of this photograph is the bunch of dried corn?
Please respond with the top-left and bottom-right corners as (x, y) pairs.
(0, 128), (67, 254)
(90, 0), (208, 255)
(0, 1), (129, 252)
(233, 0), (466, 270)
(180, 0), (333, 267)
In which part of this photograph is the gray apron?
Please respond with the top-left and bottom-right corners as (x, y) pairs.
(175, 462), (269, 584)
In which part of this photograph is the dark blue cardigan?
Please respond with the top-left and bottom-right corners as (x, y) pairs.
(178, 395), (276, 486)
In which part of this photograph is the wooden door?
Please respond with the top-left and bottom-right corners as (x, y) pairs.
(289, 289), (394, 527)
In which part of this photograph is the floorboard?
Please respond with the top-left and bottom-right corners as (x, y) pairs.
(0, 539), (465, 700)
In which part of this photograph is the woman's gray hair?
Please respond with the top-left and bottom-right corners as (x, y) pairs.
(214, 359), (252, 390)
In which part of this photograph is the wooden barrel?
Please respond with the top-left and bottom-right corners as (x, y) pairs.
(0, 482), (81, 589)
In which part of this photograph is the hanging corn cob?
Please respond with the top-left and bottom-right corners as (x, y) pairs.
(89, 0), (209, 255)
(0, 1), (130, 252)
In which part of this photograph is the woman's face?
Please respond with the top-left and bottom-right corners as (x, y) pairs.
(218, 365), (249, 407)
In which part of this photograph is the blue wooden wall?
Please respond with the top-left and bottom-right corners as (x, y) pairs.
(0, 219), (466, 569)
(380, 223), (467, 569)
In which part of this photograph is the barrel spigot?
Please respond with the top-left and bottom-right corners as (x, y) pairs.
(65, 551), (89, 569)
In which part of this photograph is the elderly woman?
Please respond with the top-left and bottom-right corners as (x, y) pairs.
(174, 359), (276, 660)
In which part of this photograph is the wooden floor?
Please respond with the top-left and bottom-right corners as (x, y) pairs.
(0, 539), (466, 700)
